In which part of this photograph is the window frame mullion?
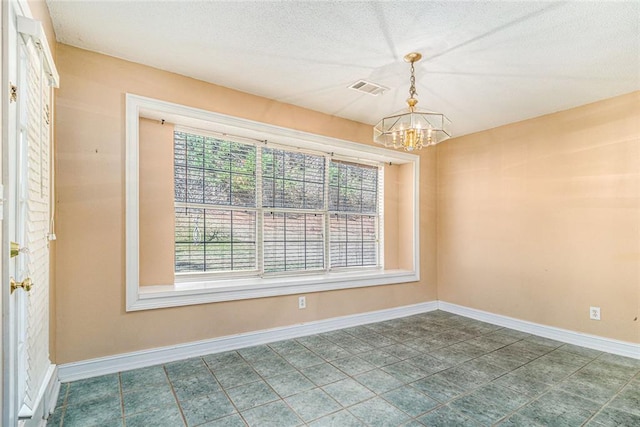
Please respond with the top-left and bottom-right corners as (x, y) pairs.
(324, 155), (331, 272)
(256, 146), (264, 276)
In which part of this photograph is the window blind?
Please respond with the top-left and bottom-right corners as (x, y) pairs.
(174, 131), (380, 276)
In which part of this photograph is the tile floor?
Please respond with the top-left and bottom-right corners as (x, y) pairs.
(47, 311), (640, 426)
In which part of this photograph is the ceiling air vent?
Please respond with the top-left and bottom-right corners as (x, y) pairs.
(348, 80), (388, 96)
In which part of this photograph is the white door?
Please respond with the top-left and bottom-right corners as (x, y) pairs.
(3, 2), (23, 426)
(2, 2), (57, 426)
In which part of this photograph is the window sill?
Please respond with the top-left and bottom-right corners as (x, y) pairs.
(127, 269), (418, 311)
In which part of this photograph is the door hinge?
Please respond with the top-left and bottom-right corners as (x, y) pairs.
(10, 83), (18, 103)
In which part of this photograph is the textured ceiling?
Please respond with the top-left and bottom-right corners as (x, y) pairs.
(47, 1), (640, 138)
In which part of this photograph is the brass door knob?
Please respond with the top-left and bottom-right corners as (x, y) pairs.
(10, 277), (33, 293)
(10, 242), (29, 258)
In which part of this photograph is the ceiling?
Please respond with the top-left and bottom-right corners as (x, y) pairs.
(46, 1), (640, 138)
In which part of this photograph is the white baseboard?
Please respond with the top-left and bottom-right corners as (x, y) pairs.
(58, 301), (439, 382)
(58, 299), (639, 383)
(19, 364), (59, 427)
(439, 301), (640, 359)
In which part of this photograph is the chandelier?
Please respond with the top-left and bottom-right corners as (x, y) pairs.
(374, 52), (451, 151)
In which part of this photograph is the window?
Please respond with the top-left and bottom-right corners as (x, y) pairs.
(173, 130), (383, 277)
(173, 132), (257, 273)
(329, 161), (379, 268)
(126, 94), (420, 311)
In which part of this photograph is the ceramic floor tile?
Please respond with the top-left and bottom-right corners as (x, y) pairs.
(407, 354), (453, 376)
(120, 365), (168, 393)
(497, 413), (544, 426)
(203, 351), (245, 370)
(172, 373), (222, 402)
(382, 385), (438, 417)
(607, 384), (640, 416)
(124, 405), (185, 427)
(357, 332), (398, 348)
(299, 362), (348, 387)
(265, 371), (315, 398)
(237, 345), (280, 363)
(180, 392), (236, 426)
(508, 339), (556, 357)
(241, 400), (303, 427)
(65, 374), (120, 406)
(200, 413), (248, 426)
(335, 338), (376, 355)
(165, 357), (211, 381)
(557, 371), (626, 404)
(435, 366), (488, 391)
(449, 393), (515, 425)
(410, 375), (465, 403)
(466, 336), (510, 353)
(357, 349), (401, 367)
(354, 369), (403, 394)
(213, 362), (262, 389)
(250, 356), (297, 378)
(558, 343), (602, 359)
(225, 380), (279, 411)
(468, 383), (530, 411)
(417, 405), (482, 427)
(461, 358), (508, 382)
(538, 348), (595, 368)
(285, 388), (342, 422)
(62, 396), (122, 427)
(348, 397), (410, 427)
(492, 370), (551, 399)
(379, 344), (420, 360)
(280, 349), (325, 369)
(123, 385), (176, 415)
(306, 342), (352, 361)
(330, 355), (375, 376)
(322, 378), (375, 407)
(269, 339), (308, 355)
(510, 361), (577, 386)
(517, 389), (601, 427)
(587, 406), (640, 426)
(308, 409), (365, 426)
(580, 359), (639, 381)
(381, 361), (428, 383)
(428, 344), (482, 365)
(596, 353), (640, 370)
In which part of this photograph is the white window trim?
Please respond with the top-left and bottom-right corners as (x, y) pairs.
(125, 94), (420, 311)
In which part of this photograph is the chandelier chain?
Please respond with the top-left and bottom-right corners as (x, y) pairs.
(409, 61), (417, 99)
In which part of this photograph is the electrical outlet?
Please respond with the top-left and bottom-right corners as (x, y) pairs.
(298, 296), (306, 309)
(590, 306), (601, 321)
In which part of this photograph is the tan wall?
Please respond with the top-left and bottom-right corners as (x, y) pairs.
(437, 92), (640, 343)
(139, 119), (176, 285)
(54, 44), (437, 364)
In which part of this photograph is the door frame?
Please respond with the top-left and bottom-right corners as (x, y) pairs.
(2, 0), (21, 425)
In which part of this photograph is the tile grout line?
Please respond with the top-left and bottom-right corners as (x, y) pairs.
(118, 372), (126, 427)
(163, 363), (190, 427)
